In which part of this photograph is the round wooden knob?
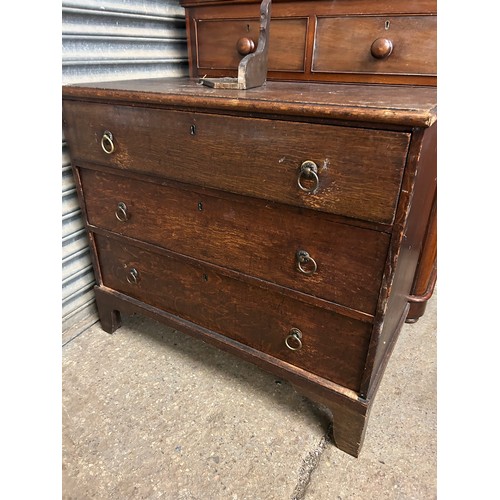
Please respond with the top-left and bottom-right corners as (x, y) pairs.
(236, 37), (256, 56)
(370, 38), (393, 59)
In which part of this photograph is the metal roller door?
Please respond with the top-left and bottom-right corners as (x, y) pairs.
(62, 0), (188, 341)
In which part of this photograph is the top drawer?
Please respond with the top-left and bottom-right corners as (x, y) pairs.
(313, 16), (437, 77)
(196, 17), (308, 73)
(63, 100), (410, 224)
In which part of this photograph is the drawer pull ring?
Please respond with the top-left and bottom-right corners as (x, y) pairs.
(101, 130), (115, 154)
(297, 161), (319, 193)
(371, 38), (393, 59)
(296, 250), (318, 275)
(126, 268), (139, 285)
(285, 328), (303, 351)
(115, 202), (129, 222)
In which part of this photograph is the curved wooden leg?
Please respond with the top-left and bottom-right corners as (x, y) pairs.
(292, 384), (369, 457)
(94, 287), (122, 334)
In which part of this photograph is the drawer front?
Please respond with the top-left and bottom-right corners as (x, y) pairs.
(196, 17), (307, 72)
(63, 101), (411, 224)
(95, 235), (372, 392)
(81, 168), (389, 315)
(313, 16), (436, 76)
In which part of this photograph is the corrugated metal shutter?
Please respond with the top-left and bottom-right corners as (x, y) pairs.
(62, 0), (188, 341)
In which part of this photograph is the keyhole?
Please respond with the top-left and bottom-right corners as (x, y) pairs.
(246, 24), (250, 32)
(198, 201), (203, 211)
(385, 20), (390, 30)
(190, 124), (196, 135)
(202, 274), (208, 282)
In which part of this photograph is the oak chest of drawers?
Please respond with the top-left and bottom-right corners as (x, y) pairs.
(62, 78), (436, 456)
(62, 0), (436, 457)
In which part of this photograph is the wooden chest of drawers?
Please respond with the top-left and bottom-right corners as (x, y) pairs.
(182, 0), (437, 86)
(62, 78), (436, 456)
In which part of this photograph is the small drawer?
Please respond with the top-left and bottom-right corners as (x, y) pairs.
(196, 17), (308, 72)
(95, 235), (372, 392)
(313, 15), (436, 77)
(81, 168), (389, 315)
(63, 101), (411, 224)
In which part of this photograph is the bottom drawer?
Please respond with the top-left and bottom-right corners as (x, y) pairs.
(95, 235), (372, 392)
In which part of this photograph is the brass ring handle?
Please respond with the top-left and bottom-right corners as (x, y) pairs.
(296, 250), (318, 276)
(115, 202), (129, 222)
(126, 268), (139, 285)
(101, 130), (115, 154)
(297, 160), (319, 193)
(285, 328), (303, 351)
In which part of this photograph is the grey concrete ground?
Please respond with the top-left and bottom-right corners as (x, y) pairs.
(62, 293), (436, 499)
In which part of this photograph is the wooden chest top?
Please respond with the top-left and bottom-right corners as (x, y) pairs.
(62, 78), (437, 127)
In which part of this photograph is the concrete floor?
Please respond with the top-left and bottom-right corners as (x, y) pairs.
(62, 293), (436, 499)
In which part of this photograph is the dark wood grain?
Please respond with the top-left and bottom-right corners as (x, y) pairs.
(313, 16), (436, 77)
(197, 17), (307, 71)
(63, 100), (410, 224)
(80, 167), (389, 315)
(62, 78), (437, 128)
(95, 234), (373, 392)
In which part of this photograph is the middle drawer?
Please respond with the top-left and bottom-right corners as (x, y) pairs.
(80, 168), (389, 315)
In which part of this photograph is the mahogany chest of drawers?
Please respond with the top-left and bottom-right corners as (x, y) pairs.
(62, 0), (436, 457)
(183, 0), (436, 86)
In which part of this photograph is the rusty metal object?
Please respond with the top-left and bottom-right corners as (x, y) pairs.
(201, 0), (271, 90)
(285, 328), (303, 351)
(296, 250), (318, 276)
(297, 160), (320, 193)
